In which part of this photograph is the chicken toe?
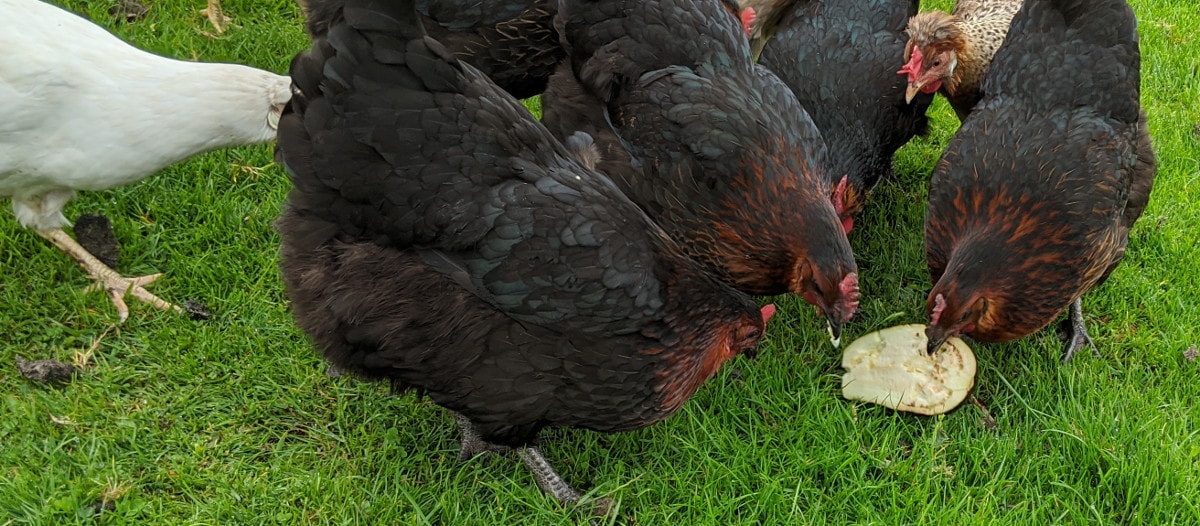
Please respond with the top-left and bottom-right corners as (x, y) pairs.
(37, 228), (181, 322)
(1061, 299), (1099, 362)
(454, 413), (511, 460)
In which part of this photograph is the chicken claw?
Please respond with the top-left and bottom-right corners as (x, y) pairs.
(38, 228), (181, 322)
(1060, 298), (1099, 362)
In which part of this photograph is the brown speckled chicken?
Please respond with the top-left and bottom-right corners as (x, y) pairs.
(277, 0), (774, 511)
(296, 0), (562, 99)
(923, 0), (1155, 361)
(548, 0), (861, 345)
(898, 0), (1022, 120)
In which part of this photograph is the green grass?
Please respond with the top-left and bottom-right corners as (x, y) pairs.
(2, 0), (1198, 524)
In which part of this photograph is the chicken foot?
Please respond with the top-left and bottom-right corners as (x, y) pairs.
(201, 0), (230, 34)
(1060, 298), (1099, 362)
(453, 414), (611, 516)
(37, 228), (180, 322)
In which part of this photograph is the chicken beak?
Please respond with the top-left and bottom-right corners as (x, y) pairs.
(826, 320), (843, 348)
(925, 325), (949, 355)
(905, 82), (923, 104)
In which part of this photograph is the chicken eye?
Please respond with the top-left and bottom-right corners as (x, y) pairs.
(932, 58), (942, 67)
(741, 327), (761, 345)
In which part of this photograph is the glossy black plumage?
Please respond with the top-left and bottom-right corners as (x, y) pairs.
(278, 0), (768, 471)
(296, 0), (561, 99)
(923, 0), (1155, 359)
(754, 0), (933, 234)
(547, 0), (860, 339)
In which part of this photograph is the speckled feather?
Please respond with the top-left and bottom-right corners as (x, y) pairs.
(277, 0), (766, 446)
(551, 0), (858, 316)
(755, 0), (932, 231)
(924, 0), (1155, 344)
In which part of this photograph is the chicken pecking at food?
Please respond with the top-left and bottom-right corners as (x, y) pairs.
(0, 0), (291, 321)
(276, 0), (773, 511)
(548, 0), (860, 345)
(898, 0), (1023, 121)
(923, 0), (1156, 361)
(295, 0), (563, 100)
(748, 0), (933, 234)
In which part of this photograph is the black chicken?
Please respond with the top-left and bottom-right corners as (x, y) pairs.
(276, 0), (774, 511)
(549, 0), (860, 345)
(296, 0), (562, 99)
(923, 0), (1156, 361)
(748, 0), (933, 234)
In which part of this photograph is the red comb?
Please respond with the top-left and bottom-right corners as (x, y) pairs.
(832, 175), (852, 233)
(838, 273), (860, 323)
(740, 8), (756, 38)
(832, 175), (849, 215)
(930, 293), (946, 325)
(897, 46), (923, 80)
(759, 303), (777, 324)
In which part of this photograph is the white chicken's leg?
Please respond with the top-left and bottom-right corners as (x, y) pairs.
(37, 228), (181, 322)
(201, 0), (230, 34)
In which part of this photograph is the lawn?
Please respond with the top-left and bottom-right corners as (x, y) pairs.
(1, 0), (1197, 524)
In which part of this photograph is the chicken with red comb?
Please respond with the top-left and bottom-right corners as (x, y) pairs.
(924, 0), (1155, 361)
(545, 0), (861, 345)
(898, 0), (1023, 121)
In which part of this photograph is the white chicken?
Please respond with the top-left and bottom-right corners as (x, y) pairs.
(0, 0), (292, 321)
